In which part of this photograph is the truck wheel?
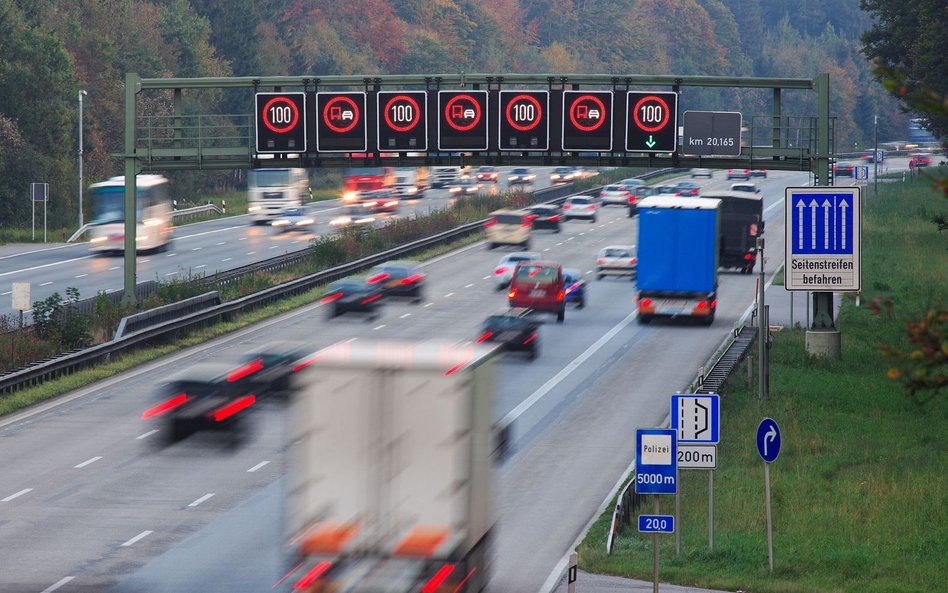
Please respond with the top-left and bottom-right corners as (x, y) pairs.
(486, 242), (495, 250)
(702, 310), (716, 326)
(638, 315), (653, 325)
(578, 298), (585, 309)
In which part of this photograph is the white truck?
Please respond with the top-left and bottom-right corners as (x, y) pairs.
(247, 168), (310, 224)
(285, 340), (496, 593)
(393, 167), (429, 198)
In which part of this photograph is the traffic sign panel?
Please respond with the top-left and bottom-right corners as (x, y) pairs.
(438, 91), (489, 151)
(638, 515), (675, 533)
(499, 90), (549, 151)
(671, 393), (720, 444)
(677, 445), (717, 469)
(378, 91), (427, 151)
(315, 92), (367, 152)
(756, 418), (781, 463)
(255, 92), (306, 153)
(784, 187), (861, 291)
(625, 91), (677, 152)
(635, 428), (677, 494)
(681, 111), (741, 156)
(562, 91), (613, 151)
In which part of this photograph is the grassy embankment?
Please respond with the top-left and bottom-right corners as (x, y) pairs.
(577, 172), (948, 593)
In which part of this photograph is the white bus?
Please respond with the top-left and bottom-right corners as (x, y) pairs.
(88, 175), (174, 254)
(248, 168), (310, 224)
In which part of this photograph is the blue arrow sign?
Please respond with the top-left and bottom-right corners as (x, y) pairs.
(790, 192), (854, 255)
(638, 514), (675, 533)
(756, 417), (781, 463)
(635, 428), (677, 494)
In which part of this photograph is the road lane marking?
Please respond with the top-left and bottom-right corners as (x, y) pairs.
(40, 576), (75, 593)
(269, 245), (279, 249)
(136, 430), (159, 440)
(188, 493), (215, 507)
(373, 324), (385, 330)
(109, 266), (120, 271)
(444, 292), (454, 297)
(40, 282), (53, 286)
(121, 530), (153, 547)
(239, 237), (247, 241)
(138, 259), (150, 263)
(0, 255), (94, 279)
(194, 264), (206, 269)
(2, 488), (32, 502)
(222, 257), (232, 262)
(400, 313), (411, 319)
(0, 291), (9, 296)
(424, 303), (433, 307)
(74, 274), (88, 278)
(247, 460), (270, 473)
(247, 251), (256, 255)
(567, 237), (574, 241)
(192, 247), (202, 251)
(165, 253), (176, 257)
(464, 283), (474, 288)
(216, 242), (226, 246)
(74, 456), (102, 469)
(105, 288), (118, 293)
(164, 272), (177, 277)
(543, 248), (550, 252)
(482, 275), (490, 280)
(556, 242), (563, 246)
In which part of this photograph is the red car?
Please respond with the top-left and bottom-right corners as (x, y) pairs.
(476, 166), (499, 182)
(910, 153), (932, 169)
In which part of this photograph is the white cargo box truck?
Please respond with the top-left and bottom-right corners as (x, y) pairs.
(285, 340), (496, 593)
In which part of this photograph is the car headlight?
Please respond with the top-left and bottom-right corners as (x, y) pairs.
(248, 206), (261, 212)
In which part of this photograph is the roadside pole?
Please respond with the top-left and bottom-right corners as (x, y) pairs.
(708, 470), (714, 551)
(652, 496), (660, 593)
(636, 428), (678, 593)
(756, 418), (782, 573)
(757, 236), (768, 400)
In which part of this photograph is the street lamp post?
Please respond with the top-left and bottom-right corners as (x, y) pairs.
(78, 90), (88, 228)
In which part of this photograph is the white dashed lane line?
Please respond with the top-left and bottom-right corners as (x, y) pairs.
(444, 292), (454, 298)
(216, 242), (226, 246)
(192, 247), (202, 251)
(165, 272), (177, 277)
(373, 324), (386, 331)
(165, 253), (177, 257)
(109, 266), (120, 271)
(74, 274), (88, 279)
(136, 430), (159, 440)
(247, 461), (270, 473)
(195, 265), (206, 269)
(247, 251), (256, 255)
(222, 258), (232, 262)
(400, 313), (411, 319)
(424, 303), (434, 308)
(465, 283), (474, 288)
(40, 576), (75, 593)
(188, 493), (215, 508)
(2, 488), (33, 502)
(74, 456), (102, 469)
(40, 282), (53, 286)
(121, 530), (153, 547)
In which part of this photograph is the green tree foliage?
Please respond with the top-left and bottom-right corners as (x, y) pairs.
(861, 0), (948, 141)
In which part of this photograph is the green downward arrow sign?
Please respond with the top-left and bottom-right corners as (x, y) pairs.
(645, 135), (656, 148)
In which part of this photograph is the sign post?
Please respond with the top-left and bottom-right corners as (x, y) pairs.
(756, 418), (782, 573)
(785, 187), (861, 358)
(671, 394), (721, 552)
(635, 428), (677, 593)
(31, 183), (49, 242)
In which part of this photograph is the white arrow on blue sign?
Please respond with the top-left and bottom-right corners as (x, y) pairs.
(784, 186), (861, 292)
(756, 417), (781, 463)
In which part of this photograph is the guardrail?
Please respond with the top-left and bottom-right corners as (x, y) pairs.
(0, 169), (683, 397)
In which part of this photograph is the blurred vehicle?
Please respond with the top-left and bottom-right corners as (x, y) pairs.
(88, 174), (174, 254)
(860, 149), (884, 163)
(477, 307), (541, 360)
(354, 189), (399, 214)
(508, 261), (566, 322)
(393, 167), (428, 198)
(432, 166), (462, 188)
(561, 195), (597, 222)
(832, 162), (856, 177)
(524, 204), (562, 232)
(141, 361), (258, 444)
(599, 184), (633, 206)
(476, 165), (499, 182)
(485, 208), (532, 250)
(749, 168), (768, 178)
(448, 178), (483, 195)
(507, 167), (536, 184)
(729, 182), (761, 194)
(690, 168), (713, 179)
(239, 341), (309, 393)
(701, 190), (763, 274)
(342, 167), (395, 203)
(270, 205), (315, 232)
(285, 340), (495, 593)
(248, 168), (310, 224)
(571, 166), (599, 179)
(562, 268), (587, 308)
(674, 181), (700, 197)
(493, 252), (541, 289)
(636, 196), (720, 326)
(726, 168), (751, 180)
(909, 153), (932, 168)
(652, 184), (680, 196)
(596, 245), (637, 280)
(628, 185), (658, 217)
(367, 260), (425, 302)
(618, 177), (646, 188)
(321, 279), (383, 320)
(549, 166), (576, 184)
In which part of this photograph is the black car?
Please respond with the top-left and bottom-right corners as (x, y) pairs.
(322, 279), (383, 319)
(142, 361), (259, 443)
(628, 185), (657, 217)
(674, 181), (700, 197)
(367, 261), (425, 302)
(524, 204), (562, 232)
(238, 341), (309, 393)
(477, 308), (541, 360)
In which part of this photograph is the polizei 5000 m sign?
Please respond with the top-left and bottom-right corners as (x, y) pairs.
(784, 186), (861, 291)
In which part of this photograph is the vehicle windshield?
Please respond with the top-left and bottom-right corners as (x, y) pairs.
(515, 265), (558, 282)
(485, 315), (531, 330)
(495, 213), (523, 224)
(90, 186), (144, 225)
(250, 169), (294, 187)
(602, 248), (630, 258)
(568, 198), (590, 205)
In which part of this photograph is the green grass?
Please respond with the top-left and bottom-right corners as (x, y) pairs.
(577, 173), (948, 593)
(0, 232), (483, 417)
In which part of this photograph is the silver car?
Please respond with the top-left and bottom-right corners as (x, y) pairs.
(596, 245), (637, 280)
(493, 252), (540, 289)
(598, 184), (633, 206)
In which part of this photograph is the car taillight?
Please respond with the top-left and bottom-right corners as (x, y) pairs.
(750, 223), (758, 236)
(227, 359), (263, 382)
(523, 332), (537, 345)
(477, 331), (493, 343)
(548, 214), (561, 221)
(628, 196), (636, 204)
(293, 561), (332, 590)
(556, 290), (565, 301)
(629, 258), (637, 265)
(597, 258), (605, 265)
(640, 298), (653, 307)
(484, 218), (497, 227)
(361, 294), (382, 304)
(563, 204), (571, 209)
(401, 274), (424, 284)
(697, 300), (709, 310)
(508, 289), (516, 299)
(421, 565), (456, 593)
(321, 292), (343, 304)
(744, 253), (754, 261)
(521, 220), (532, 228)
(587, 204), (596, 209)
(495, 267), (508, 275)
(210, 394), (256, 422)
(141, 393), (188, 419)
(599, 191), (606, 197)
(367, 272), (389, 284)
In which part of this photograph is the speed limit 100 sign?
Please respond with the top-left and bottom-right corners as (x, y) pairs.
(625, 91), (678, 152)
(255, 92), (307, 153)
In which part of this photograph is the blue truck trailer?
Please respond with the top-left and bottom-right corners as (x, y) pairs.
(636, 196), (722, 325)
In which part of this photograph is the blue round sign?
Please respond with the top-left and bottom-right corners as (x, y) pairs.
(756, 417), (781, 463)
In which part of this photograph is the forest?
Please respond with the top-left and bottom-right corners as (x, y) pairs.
(0, 0), (939, 230)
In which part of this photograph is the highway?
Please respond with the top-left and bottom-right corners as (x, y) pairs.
(0, 167), (551, 319)
(0, 167), (808, 593)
